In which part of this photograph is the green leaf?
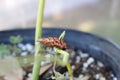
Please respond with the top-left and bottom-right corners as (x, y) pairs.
(59, 31), (66, 39)
(9, 35), (23, 44)
(14, 47), (22, 54)
(0, 44), (11, 59)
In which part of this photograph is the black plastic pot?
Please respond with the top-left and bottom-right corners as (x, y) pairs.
(0, 28), (120, 79)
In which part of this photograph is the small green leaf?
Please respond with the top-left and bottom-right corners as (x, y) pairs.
(9, 35), (23, 44)
(14, 47), (22, 54)
(59, 31), (66, 39)
(0, 44), (11, 59)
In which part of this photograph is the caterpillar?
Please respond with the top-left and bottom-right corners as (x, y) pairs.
(39, 37), (67, 50)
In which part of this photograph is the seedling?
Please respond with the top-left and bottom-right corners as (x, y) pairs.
(52, 31), (73, 80)
(0, 35), (22, 59)
(0, 44), (10, 59)
(9, 35), (23, 44)
(9, 35), (22, 55)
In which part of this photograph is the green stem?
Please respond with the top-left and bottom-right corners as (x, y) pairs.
(32, 54), (41, 80)
(35, 0), (45, 41)
(66, 62), (73, 80)
(32, 0), (45, 80)
(53, 52), (57, 79)
(54, 47), (69, 66)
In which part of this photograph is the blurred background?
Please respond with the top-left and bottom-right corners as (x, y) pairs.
(0, 0), (120, 80)
(0, 0), (120, 44)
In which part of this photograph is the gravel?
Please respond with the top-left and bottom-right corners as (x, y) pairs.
(21, 51), (28, 57)
(16, 43), (117, 80)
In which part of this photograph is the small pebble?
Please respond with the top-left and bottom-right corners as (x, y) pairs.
(76, 59), (80, 63)
(78, 74), (84, 79)
(110, 72), (114, 77)
(70, 51), (75, 58)
(79, 75), (90, 80)
(83, 62), (89, 68)
(41, 61), (45, 66)
(21, 52), (28, 56)
(75, 56), (80, 63)
(80, 53), (89, 58)
(97, 61), (104, 67)
(95, 74), (100, 79)
(18, 43), (26, 51)
(76, 56), (81, 61)
(113, 77), (117, 80)
(87, 57), (94, 65)
(28, 73), (32, 77)
(71, 65), (75, 70)
(90, 64), (94, 68)
(26, 43), (33, 52)
(65, 72), (69, 78)
(51, 76), (56, 79)
(100, 77), (106, 80)
(18, 43), (24, 48)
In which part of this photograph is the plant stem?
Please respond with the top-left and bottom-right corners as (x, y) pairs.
(32, 54), (41, 80)
(66, 62), (73, 80)
(32, 0), (45, 80)
(53, 51), (57, 79)
(35, 0), (45, 40)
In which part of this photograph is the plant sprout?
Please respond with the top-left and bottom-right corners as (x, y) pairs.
(0, 44), (10, 59)
(53, 31), (73, 80)
(0, 35), (22, 59)
(9, 35), (22, 44)
(9, 35), (22, 55)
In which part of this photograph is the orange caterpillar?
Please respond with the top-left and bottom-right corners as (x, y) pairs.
(39, 37), (67, 50)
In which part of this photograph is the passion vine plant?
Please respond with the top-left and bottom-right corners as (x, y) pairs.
(32, 0), (73, 80)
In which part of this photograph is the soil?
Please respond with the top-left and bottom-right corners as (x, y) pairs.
(21, 45), (117, 80)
